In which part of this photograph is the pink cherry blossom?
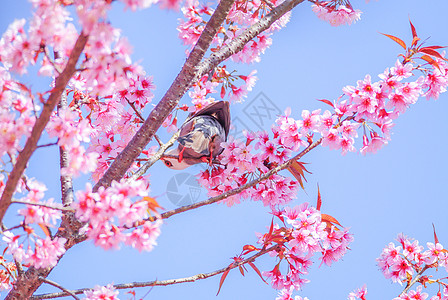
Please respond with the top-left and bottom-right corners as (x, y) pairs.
(83, 284), (119, 300)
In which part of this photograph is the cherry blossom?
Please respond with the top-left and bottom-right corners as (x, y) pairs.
(83, 284), (119, 300)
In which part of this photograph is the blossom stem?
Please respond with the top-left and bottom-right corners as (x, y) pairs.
(38, 277), (80, 300)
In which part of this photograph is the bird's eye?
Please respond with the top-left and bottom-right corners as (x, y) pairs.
(164, 160), (173, 167)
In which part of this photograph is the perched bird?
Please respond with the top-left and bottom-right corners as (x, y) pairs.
(162, 101), (230, 170)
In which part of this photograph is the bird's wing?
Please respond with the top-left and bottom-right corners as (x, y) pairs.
(192, 101), (230, 138)
(178, 116), (225, 159)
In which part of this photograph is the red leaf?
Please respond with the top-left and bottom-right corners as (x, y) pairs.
(433, 223), (439, 245)
(411, 36), (420, 48)
(316, 184), (322, 211)
(318, 99), (334, 108)
(248, 262), (268, 284)
(419, 48), (447, 61)
(420, 55), (441, 71)
(220, 85), (226, 99)
(242, 244), (259, 255)
(409, 19), (418, 40)
(321, 214), (342, 227)
(38, 223), (51, 237)
(216, 269), (230, 295)
(268, 218), (274, 237)
(380, 33), (407, 50)
(421, 45), (446, 50)
(238, 266), (245, 276)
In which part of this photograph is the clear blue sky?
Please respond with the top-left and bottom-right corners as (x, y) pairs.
(1, 1), (448, 299)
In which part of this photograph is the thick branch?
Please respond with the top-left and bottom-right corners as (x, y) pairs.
(31, 244), (280, 299)
(3, 32), (89, 300)
(94, 0), (237, 191)
(0, 33), (88, 223)
(160, 138), (323, 220)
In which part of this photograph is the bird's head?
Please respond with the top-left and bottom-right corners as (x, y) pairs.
(162, 148), (192, 170)
(162, 157), (191, 170)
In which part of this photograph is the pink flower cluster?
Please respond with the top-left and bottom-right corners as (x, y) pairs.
(0, 68), (36, 157)
(85, 73), (155, 181)
(83, 284), (119, 300)
(74, 180), (162, 251)
(17, 179), (61, 227)
(3, 232), (66, 269)
(0, 178), (67, 272)
(197, 131), (300, 208)
(47, 108), (98, 177)
(259, 203), (353, 298)
(378, 234), (448, 299)
(0, 1), (76, 76)
(312, 0), (362, 27)
(0, 257), (16, 292)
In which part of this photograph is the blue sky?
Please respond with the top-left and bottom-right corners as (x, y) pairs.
(1, 0), (448, 299)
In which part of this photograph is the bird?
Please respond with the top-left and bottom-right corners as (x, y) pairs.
(162, 101), (230, 170)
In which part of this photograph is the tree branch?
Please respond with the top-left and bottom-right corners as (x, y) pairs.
(31, 244), (280, 299)
(39, 277), (80, 300)
(0, 32), (89, 223)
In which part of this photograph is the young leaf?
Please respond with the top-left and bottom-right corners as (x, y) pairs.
(380, 33), (407, 50)
(318, 99), (335, 108)
(38, 223), (51, 237)
(248, 262), (268, 284)
(411, 36), (420, 48)
(316, 184), (322, 211)
(421, 45), (446, 50)
(420, 55), (441, 71)
(433, 223), (439, 245)
(216, 269), (231, 295)
(409, 18), (418, 40)
(238, 266), (245, 276)
(242, 244), (259, 255)
(321, 213), (342, 227)
(419, 48), (447, 61)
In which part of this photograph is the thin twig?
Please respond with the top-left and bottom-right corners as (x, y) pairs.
(130, 131), (180, 180)
(10, 200), (74, 212)
(31, 244), (280, 299)
(126, 97), (145, 122)
(154, 134), (163, 146)
(39, 277), (80, 300)
(36, 142), (59, 148)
